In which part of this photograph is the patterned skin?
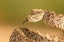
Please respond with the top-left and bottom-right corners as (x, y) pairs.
(43, 10), (64, 30)
(23, 9), (44, 24)
(9, 9), (64, 42)
(27, 9), (44, 22)
(9, 27), (64, 42)
(23, 9), (64, 30)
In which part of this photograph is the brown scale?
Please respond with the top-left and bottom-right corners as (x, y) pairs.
(10, 9), (64, 42)
(10, 27), (64, 42)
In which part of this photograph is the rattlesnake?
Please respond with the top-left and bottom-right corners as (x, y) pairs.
(9, 9), (64, 42)
(23, 9), (64, 30)
(9, 27), (64, 42)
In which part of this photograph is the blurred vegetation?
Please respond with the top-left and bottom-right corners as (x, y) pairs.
(0, 0), (64, 26)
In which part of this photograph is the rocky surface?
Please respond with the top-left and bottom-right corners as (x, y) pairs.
(9, 27), (64, 42)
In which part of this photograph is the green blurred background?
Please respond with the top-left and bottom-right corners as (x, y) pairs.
(0, 0), (64, 24)
(0, 0), (64, 42)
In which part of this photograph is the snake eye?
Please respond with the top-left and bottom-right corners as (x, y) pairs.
(32, 12), (34, 14)
(37, 12), (41, 14)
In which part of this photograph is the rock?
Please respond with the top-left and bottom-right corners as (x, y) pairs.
(9, 27), (64, 42)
